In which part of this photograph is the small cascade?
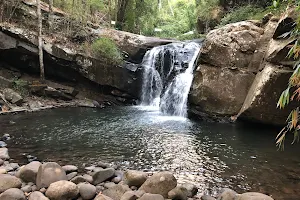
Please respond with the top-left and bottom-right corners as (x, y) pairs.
(140, 42), (201, 117)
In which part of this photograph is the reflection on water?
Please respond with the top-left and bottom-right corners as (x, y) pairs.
(1, 106), (300, 199)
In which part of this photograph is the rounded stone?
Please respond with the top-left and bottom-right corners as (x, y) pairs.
(0, 188), (26, 200)
(17, 161), (41, 183)
(102, 184), (131, 200)
(0, 148), (9, 160)
(0, 174), (22, 193)
(94, 194), (114, 200)
(29, 191), (50, 200)
(168, 186), (188, 200)
(217, 188), (237, 200)
(78, 183), (96, 200)
(235, 192), (274, 200)
(62, 165), (78, 173)
(92, 168), (115, 185)
(45, 180), (79, 200)
(124, 170), (148, 187)
(138, 193), (164, 200)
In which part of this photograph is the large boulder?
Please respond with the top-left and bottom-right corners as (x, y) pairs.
(28, 191), (49, 200)
(0, 148), (9, 160)
(139, 172), (177, 198)
(190, 64), (255, 116)
(92, 168), (115, 185)
(237, 63), (294, 125)
(124, 170), (148, 187)
(0, 174), (22, 193)
(17, 161), (41, 183)
(36, 162), (68, 189)
(235, 192), (274, 200)
(3, 88), (23, 106)
(102, 184), (131, 200)
(0, 188), (26, 200)
(45, 180), (79, 200)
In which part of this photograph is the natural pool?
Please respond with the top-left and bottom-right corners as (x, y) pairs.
(1, 106), (300, 199)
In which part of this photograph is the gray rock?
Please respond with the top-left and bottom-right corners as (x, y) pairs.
(112, 176), (122, 184)
(217, 188), (237, 200)
(92, 168), (115, 185)
(45, 180), (79, 200)
(78, 183), (96, 200)
(0, 188), (26, 200)
(201, 195), (216, 200)
(120, 191), (140, 200)
(29, 191), (49, 200)
(0, 159), (4, 165)
(83, 174), (93, 183)
(235, 192), (274, 200)
(96, 185), (105, 193)
(8, 163), (19, 170)
(17, 161), (41, 183)
(31, 185), (37, 191)
(182, 183), (198, 197)
(67, 172), (78, 180)
(39, 187), (47, 193)
(102, 184), (131, 200)
(21, 185), (32, 193)
(139, 172), (177, 198)
(94, 167), (104, 173)
(138, 193), (164, 200)
(62, 165), (78, 173)
(71, 175), (87, 184)
(0, 174), (22, 192)
(0, 148), (9, 160)
(104, 182), (116, 189)
(124, 170), (147, 187)
(36, 162), (67, 189)
(3, 88), (23, 105)
(97, 161), (111, 168)
(168, 186), (188, 200)
(94, 194), (114, 200)
(85, 166), (96, 171)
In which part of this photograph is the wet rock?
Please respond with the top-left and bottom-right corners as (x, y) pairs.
(78, 182), (96, 200)
(92, 168), (115, 185)
(29, 191), (49, 200)
(62, 165), (78, 173)
(71, 175), (87, 184)
(94, 194), (114, 200)
(36, 162), (67, 189)
(139, 172), (177, 198)
(3, 88), (23, 106)
(0, 174), (22, 192)
(124, 170), (148, 187)
(45, 180), (79, 200)
(217, 188), (237, 200)
(21, 185), (32, 193)
(168, 186), (188, 200)
(17, 161), (41, 183)
(235, 192), (274, 200)
(0, 188), (26, 200)
(120, 191), (140, 200)
(182, 183), (198, 197)
(201, 195), (216, 200)
(0, 141), (7, 148)
(102, 184), (131, 200)
(0, 148), (9, 160)
(138, 193), (164, 200)
(67, 172), (78, 180)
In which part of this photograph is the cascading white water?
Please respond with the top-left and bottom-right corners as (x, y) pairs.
(140, 42), (201, 117)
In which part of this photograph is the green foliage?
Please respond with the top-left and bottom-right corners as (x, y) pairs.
(196, 0), (220, 21)
(276, 0), (300, 150)
(90, 37), (123, 65)
(176, 33), (205, 41)
(219, 5), (264, 26)
(13, 80), (29, 97)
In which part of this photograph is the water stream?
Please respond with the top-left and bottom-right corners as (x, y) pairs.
(140, 42), (201, 117)
(1, 107), (300, 199)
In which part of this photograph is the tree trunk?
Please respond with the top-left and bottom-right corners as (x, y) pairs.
(37, 0), (45, 81)
(116, 0), (129, 30)
(48, 0), (53, 31)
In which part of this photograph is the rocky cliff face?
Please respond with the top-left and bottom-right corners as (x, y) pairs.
(190, 9), (299, 125)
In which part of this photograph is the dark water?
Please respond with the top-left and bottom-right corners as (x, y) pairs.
(1, 106), (300, 199)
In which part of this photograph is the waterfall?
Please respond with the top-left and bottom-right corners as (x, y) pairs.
(140, 42), (201, 117)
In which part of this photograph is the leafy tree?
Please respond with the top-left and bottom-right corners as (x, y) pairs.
(276, 0), (300, 149)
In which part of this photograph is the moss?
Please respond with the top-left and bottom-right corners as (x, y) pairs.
(90, 37), (123, 65)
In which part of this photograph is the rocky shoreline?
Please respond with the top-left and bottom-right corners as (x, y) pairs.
(0, 134), (275, 200)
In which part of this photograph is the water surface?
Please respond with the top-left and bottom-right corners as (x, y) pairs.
(1, 106), (300, 199)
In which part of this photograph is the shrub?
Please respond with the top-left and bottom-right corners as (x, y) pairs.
(90, 37), (123, 65)
(219, 5), (264, 26)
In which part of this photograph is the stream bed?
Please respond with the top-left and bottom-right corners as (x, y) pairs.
(1, 106), (300, 199)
